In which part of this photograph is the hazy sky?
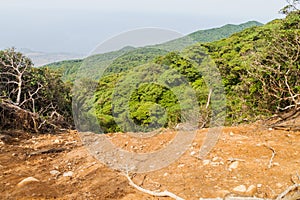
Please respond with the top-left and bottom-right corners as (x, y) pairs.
(0, 0), (287, 54)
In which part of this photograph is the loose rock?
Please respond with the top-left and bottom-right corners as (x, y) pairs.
(212, 157), (219, 162)
(246, 185), (257, 195)
(233, 185), (247, 193)
(50, 170), (60, 176)
(228, 161), (239, 171)
(17, 177), (40, 187)
(203, 160), (210, 165)
(178, 164), (185, 168)
(63, 171), (74, 177)
(210, 162), (220, 167)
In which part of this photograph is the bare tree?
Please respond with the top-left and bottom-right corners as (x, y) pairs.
(0, 48), (72, 132)
(0, 48), (32, 105)
(246, 15), (300, 129)
(280, 0), (299, 15)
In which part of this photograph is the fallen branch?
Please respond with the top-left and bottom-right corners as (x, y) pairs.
(227, 158), (246, 162)
(122, 172), (184, 200)
(276, 184), (300, 200)
(264, 145), (276, 168)
(269, 107), (300, 131)
(28, 147), (67, 156)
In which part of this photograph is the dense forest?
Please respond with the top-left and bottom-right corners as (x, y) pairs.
(0, 8), (299, 133)
(72, 11), (299, 133)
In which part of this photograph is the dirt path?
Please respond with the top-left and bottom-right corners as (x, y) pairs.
(1, 124), (300, 199)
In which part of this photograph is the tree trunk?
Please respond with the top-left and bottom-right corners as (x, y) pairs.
(16, 76), (22, 105)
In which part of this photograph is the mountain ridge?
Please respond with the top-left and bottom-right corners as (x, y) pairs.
(44, 20), (262, 81)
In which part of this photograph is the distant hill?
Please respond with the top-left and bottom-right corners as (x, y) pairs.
(20, 48), (84, 67)
(45, 46), (137, 81)
(44, 21), (263, 81)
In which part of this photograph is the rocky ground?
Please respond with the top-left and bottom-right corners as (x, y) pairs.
(1, 122), (300, 200)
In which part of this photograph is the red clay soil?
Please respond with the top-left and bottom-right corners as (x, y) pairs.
(1, 122), (300, 199)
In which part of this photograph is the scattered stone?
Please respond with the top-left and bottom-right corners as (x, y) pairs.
(178, 164), (185, 168)
(233, 185), (247, 193)
(203, 160), (210, 166)
(210, 162), (220, 167)
(53, 139), (60, 144)
(63, 171), (74, 177)
(257, 184), (262, 188)
(212, 157), (219, 162)
(273, 162), (280, 166)
(53, 165), (59, 170)
(228, 161), (239, 171)
(190, 151), (196, 156)
(50, 170), (60, 176)
(17, 177), (39, 187)
(229, 132), (234, 136)
(246, 185), (257, 195)
(276, 183), (283, 188)
(163, 173), (168, 177)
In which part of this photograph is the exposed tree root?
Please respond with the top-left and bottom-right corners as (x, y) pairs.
(264, 145), (276, 169)
(122, 172), (184, 200)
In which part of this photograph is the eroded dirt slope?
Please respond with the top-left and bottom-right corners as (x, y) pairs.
(0, 123), (300, 199)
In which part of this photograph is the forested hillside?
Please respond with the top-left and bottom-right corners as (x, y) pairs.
(1, 12), (298, 133)
(201, 10), (300, 124)
(84, 11), (299, 133)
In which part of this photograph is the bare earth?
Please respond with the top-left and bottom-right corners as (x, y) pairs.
(1, 123), (300, 200)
